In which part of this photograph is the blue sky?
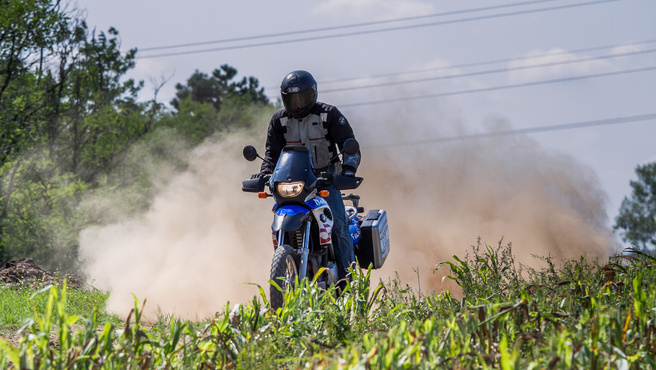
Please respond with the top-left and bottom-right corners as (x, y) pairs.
(77, 0), (655, 229)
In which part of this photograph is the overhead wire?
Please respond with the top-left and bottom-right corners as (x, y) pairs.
(312, 39), (656, 88)
(129, 1), (654, 146)
(138, 0), (564, 53)
(367, 113), (656, 148)
(339, 65), (656, 108)
(321, 48), (656, 93)
(136, 0), (619, 59)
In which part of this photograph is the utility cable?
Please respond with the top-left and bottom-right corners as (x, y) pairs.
(138, 0), (563, 53)
(322, 48), (656, 93)
(136, 0), (618, 59)
(367, 113), (656, 148)
(314, 39), (656, 88)
(339, 65), (656, 108)
(264, 39), (656, 91)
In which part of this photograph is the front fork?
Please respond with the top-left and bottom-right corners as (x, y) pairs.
(277, 220), (312, 281)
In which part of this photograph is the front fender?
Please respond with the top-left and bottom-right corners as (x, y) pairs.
(272, 205), (311, 232)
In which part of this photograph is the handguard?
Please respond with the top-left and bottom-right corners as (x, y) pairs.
(242, 177), (267, 193)
(318, 172), (363, 190)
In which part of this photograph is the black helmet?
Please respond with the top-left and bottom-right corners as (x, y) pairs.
(280, 70), (317, 118)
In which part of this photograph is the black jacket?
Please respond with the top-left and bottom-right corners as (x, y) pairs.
(260, 102), (361, 175)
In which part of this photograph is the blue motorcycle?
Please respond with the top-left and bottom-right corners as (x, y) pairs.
(242, 139), (390, 309)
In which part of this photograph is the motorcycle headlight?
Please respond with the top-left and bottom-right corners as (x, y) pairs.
(277, 181), (305, 198)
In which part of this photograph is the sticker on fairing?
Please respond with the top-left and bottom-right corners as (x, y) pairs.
(320, 223), (332, 244)
(306, 197), (328, 210)
(275, 205), (309, 216)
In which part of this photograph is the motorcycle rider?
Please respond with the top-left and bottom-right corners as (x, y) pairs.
(253, 70), (361, 285)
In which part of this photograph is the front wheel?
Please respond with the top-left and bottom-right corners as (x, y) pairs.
(269, 244), (299, 310)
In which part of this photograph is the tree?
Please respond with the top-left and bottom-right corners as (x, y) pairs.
(58, 24), (147, 181)
(0, 0), (72, 265)
(614, 162), (656, 250)
(170, 64), (268, 112)
(163, 65), (271, 145)
(0, 0), (70, 166)
(0, 2), (153, 269)
(0, 1), (275, 271)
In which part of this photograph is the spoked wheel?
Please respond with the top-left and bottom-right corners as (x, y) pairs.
(269, 244), (299, 310)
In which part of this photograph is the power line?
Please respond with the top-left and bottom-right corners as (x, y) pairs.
(262, 39), (656, 91)
(138, 0), (563, 53)
(314, 39), (656, 88)
(339, 65), (656, 108)
(321, 48), (656, 93)
(368, 113), (656, 148)
(136, 0), (618, 59)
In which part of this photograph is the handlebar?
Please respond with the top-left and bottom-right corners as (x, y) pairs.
(242, 172), (363, 194)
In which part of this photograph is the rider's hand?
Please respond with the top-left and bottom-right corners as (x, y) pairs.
(341, 166), (356, 177)
(251, 172), (270, 179)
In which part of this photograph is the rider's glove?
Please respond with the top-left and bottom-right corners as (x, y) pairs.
(251, 172), (270, 179)
(341, 166), (356, 177)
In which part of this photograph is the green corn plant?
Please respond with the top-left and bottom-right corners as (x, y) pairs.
(0, 337), (18, 369)
(340, 264), (384, 319)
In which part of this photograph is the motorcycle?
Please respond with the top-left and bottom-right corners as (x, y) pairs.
(241, 139), (390, 309)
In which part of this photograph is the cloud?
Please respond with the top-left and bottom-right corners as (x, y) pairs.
(312, 0), (435, 20)
(507, 48), (611, 84)
(609, 44), (643, 54)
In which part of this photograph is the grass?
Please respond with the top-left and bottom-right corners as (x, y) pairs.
(1, 242), (655, 368)
(0, 282), (120, 333)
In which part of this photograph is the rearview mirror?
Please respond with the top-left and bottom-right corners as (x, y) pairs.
(243, 145), (259, 161)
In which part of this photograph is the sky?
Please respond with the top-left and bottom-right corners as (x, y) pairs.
(75, 0), (655, 234)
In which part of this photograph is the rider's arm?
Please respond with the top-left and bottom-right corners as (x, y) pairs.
(327, 107), (361, 173)
(260, 113), (286, 175)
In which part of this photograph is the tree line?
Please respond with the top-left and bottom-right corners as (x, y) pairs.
(0, 0), (274, 271)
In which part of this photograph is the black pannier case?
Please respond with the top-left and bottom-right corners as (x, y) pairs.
(355, 209), (390, 269)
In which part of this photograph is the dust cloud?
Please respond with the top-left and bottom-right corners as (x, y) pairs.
(79, 131), (274, 320)
(79, 103), (614, 319)
(351, 106), (614, 294)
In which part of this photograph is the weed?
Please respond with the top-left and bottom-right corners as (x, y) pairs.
(2, 244), (656, 368)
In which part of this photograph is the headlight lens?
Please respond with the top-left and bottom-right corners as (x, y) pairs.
(277, 181), (305, 198)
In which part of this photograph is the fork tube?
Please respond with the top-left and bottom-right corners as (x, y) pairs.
(298, 220), (311, 281)
(277, 229), (285, 249)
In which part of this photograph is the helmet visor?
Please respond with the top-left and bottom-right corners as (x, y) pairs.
(282, 89), (315, 115)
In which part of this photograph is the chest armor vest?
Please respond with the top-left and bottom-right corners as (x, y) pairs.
(280, 113), (333, 170)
